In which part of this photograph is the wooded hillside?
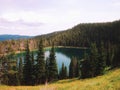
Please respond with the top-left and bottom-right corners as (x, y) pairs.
(0, 20), (120, 54)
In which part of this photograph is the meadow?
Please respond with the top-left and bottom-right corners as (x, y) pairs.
(0, 68), (120, 90)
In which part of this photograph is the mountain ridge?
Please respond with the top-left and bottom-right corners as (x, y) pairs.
(0, 34), (32, 41)
(34, 19), (120, 47)
(0, 19), (120, 54)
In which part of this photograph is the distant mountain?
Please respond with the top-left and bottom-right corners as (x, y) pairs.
(0, 34), (32, 41)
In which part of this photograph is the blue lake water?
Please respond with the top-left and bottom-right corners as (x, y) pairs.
(16, 47), (88, 73)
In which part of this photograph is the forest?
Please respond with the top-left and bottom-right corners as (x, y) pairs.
(0, 20), (120, 54)
(0, 20), (120, 85)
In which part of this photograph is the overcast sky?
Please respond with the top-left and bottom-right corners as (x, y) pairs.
(0, 0), (120, 36)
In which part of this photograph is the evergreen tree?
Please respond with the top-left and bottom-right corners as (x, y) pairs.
(81, 42), (106, 79)
(69, 57), (77, 78)
(36, 39), (45, 84)
(64, 66), (67, 79)
(59, 63), (67, 79)
(97, 42), (106, 75)
(75, 60), (80, 77)
(69, 58), (74, 78)
(69, 57), (79, 78)
(106, 42), (111, 66)
(90, 43), (99, 77)
(112, 45), (120, 67)
(16, 73), (20, 85)
(45, 57), (49, 82)
(80, 52), (91, 78)
(0, 55), (9, 85)
(3, 74), (9, 85)
(59, 64), (63, 79)
(48, 43), (58, 81)
(61, 63), (65, 79)
(31, 52), (36, 85)
(23, 41), (32, 85)
(31, 52), (34, 66)
(18, 57), (23, 85)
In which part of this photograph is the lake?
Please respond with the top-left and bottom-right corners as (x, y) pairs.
(16, 47), (88, 73)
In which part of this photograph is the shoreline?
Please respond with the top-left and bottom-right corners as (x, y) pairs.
(0, 46), (88, 56)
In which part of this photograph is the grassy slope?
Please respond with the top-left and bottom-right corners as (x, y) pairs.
(0, 68), (120, 90)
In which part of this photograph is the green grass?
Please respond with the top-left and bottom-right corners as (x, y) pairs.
(0, 68), (120, 90)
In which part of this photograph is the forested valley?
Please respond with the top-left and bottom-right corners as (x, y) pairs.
(0, 20), (120, 85)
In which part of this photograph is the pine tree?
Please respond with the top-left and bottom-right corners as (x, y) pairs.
(90, 43), (99, 77)
(59, 63), (63, 79)
(64, 66), (67, 79)
(59, 63), (67, 79)
(16, 73), (20, 85)
(80, 52), (91, 78)
(97, 42), (106, 75)
(23, 41), (32, 85)
(48, 43), (58, 81)
(36, 39), (45, 84)
(69, 57), (75, 78)
(18, 57), (23, 85)
(45, 57), (49, 82)
(61, 63), (65, 79)
(31, 52), (34, 66)
(31, 52), (36, 85)
(0, 55), (9, 85)
(75, 60), (79, 77)
(69, 58), (74, 78)
(81, 43), (106, 79)
(112, 45), (120, 67)
(69, 57), (78, 78)
(3, 74), (9, 85)
(106, 42), (111, 66)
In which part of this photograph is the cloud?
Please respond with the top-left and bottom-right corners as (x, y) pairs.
(0, 18), (44, 27)
(0, 0), (120, 35)
(0, 18), (46, 36)
(112, 2), (120, 7)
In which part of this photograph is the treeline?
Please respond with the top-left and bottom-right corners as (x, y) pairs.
(0, 41), (120, 85)
(0, 53), (18, 85)
(0, 40), (81, 85)
(81, 42), (120, 78)
(0, 20), (120, 54)
(81, 42), (106, 78)
(0, 39), (37, 54)
(0, 40), (57, 85)
(35, 20), (120, 47)
(68, 42), (120, 79)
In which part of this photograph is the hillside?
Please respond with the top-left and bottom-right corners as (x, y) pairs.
(0, 34), (32, 41)
(34, 20), (120, 47)
(0, 68), (120, 90)
(0, 20), (120, 54)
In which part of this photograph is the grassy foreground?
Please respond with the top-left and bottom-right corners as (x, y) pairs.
(0, 68), (120, 90)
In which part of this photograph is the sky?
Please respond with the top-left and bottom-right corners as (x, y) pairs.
(0, 0), (120, 36)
